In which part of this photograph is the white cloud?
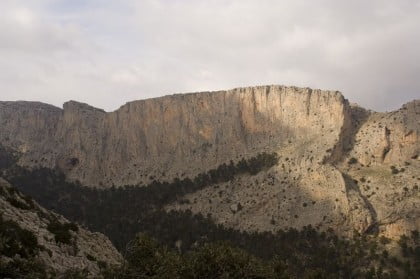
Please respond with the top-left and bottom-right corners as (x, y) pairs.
(0, 0), (419, 111)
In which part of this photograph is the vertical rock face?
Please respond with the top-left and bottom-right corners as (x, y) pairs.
(0, 102), (61, 165)
(346, 100), (420, 166)
(0, 86), (348, 187)
(0, 85), (418, 239)
(335, 100), (420, 239)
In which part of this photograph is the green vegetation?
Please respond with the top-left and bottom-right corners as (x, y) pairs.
(6, 152), (278, 250)
(0, 145), (17, 170)
(0, 214), (40, 258)
(0, 258), (48, 279)
(348, 157), (358, 164)
(6, 194), (35, 210)
(47, 219), (78, 245)
(60, 268), (89, 279)
(2, 147), (420, 277)
(390, 165), (406, 175)
(104, 233), (270, 279)
(86, 253), (96, 261)
(391, 165), (400, 174)
(101, 232), (420, 278)
(0, 214), (49, 278)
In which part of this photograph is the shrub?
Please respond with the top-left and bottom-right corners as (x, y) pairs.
(348, 157), (358, 164)
(123, 233), (186, 278)
(187, 242), (270, 278)
(0, 215), (40, 258)
(86, 254), (96, 261)
(0, 258), (48, 279)
(411, 230), (419, 242)
(6, 195), (34, 210)
(379, 236), (391, 245)
(390, 166), (400, 174)
(61, 269), (89, 279)
(97, 260), (108, 269)
(47, 220), (78, 245)
(7, 197), (31, 210)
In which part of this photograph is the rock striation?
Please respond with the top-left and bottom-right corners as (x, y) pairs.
(0, 86), (349, 187)
(0, 85), (418, 239)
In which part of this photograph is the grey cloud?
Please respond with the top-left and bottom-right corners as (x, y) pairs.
(0, 0), (419, 111)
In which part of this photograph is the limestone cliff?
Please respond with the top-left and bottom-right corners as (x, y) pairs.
(0, 86), (348, 187)
(166, 96), (419, 239)
(0, 85), (418, 240)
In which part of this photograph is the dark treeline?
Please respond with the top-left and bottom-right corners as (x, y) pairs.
(118, 210), (420, 278)
(1, 147), (419, 277)
(100, 231), (419, 279)
(2, 184), (420, 278)
(0, 145), (17, 169)
(2, 152), (278, 251)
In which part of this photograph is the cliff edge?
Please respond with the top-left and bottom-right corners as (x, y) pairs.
(0, 85), (418, 240)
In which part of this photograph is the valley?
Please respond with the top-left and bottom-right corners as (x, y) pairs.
(0, 85), (419, 277)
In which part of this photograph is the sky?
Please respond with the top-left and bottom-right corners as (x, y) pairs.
(0, 0), (419, 112)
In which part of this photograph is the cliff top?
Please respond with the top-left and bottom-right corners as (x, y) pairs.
(0, 85), (418, 114)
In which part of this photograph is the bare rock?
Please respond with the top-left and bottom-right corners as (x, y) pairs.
(0, 85), (418, 239)
(0, 177), (122, 276)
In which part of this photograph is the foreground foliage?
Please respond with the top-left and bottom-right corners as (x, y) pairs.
(0, 214), (49, 278)
(102, 232), (420, 279)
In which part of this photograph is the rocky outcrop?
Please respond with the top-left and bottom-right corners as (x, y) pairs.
(167, 96), (419, 239)
(344, 100), (419, 165)
(0, 85), (418, 240)
(0, 177), (122, 276)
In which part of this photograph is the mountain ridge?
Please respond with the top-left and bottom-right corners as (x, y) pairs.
(0, 85), (418, 241)
(0, 85), (351, 187)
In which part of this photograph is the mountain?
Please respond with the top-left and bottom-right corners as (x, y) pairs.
(0, 86), (350, 188)
(0, 85), (418, 243)
(0, 177), (122, 277)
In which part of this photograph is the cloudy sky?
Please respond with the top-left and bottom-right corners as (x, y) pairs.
(1, 0), (419, 111)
